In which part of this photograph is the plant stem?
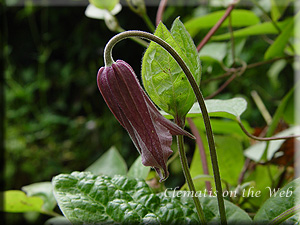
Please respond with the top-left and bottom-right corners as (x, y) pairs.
(236, 116), (300, 141)
(125, 0), (155, 32)
(142, 13), (156, 32)
(103, 30), (227, 224)
(187, 118), (212, 191)
(156, 0), (168, 26)
(197, 1), (237, 52)
(175, 117), (207, 224)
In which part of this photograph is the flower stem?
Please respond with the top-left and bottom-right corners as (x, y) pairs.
(103, 30), (227, 224)
(175, 118), (206, 224)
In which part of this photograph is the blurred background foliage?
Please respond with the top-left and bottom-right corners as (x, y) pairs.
(2, 0), (296, 224)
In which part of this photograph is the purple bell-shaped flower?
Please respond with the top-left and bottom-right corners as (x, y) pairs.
(97, 60), (194, 181)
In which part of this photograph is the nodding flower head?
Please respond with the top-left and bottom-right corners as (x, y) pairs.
(97, 60), (194, 182)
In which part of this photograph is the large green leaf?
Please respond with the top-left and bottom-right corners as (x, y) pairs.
(2, 190), (44, 213)
(142, 18), (201, 118)
(189, 133), (245, 188)
(22, 182), (57, 213)
(52, 172), (252, 224)
(194, 118), (252, 141)
(264, 11), (299, 59)
(212, 18), (292, 41)
(161, 97), (247, 120)
(184, 10), (260, 37)
(85, 146), (127, 176)
(254, 178), (300, 224)
(243, 164), (281, 208)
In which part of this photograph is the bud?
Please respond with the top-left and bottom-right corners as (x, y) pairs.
(97, 60), (194, 181)
(104, 13), (120, 32)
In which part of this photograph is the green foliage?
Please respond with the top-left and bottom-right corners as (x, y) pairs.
(161, 97), (247, 120)
(185, 9), (260, 37)
(85, 146), (128, 176)
(264, 11), (299, 59)
(22, 182), (57, 213)
(2, 190), (44, 213)
(211, 18), (292, 41)
(52, 171), (252, 224)
(189, 130), (244, 188)
(127, 156), (151, 180)
(142, 18), (201, 118)
(4, 1), (298, 224)
(254, 178), (300, 224)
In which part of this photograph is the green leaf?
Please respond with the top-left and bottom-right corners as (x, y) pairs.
(199, 42), (227, 62)
(243, 164), (281, 207)
(22, 182), (57, 212)
(127, 156), (150, 180)
(161, 97), (247, 120)
(190, 134), (244, 188)
(89, 0), (119, 11)
(211, 18), (292, 41)
(244, 126), (300, 162)
(52, 172), (252, 224)
(45, 216), (72, 225)
(194, 118), (253, 141)
(264, 11), (299, 59)
(2, 190), (44, 213)
(254, 178), (300, 224)
(271, 0), (292, 21)
(85, 146), (127, 176)
(142, 18), (201, 118)
(184, 9), (260, 37)
(260, 84), (297, 161)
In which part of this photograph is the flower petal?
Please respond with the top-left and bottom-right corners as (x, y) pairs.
(97, 60), (193, 181)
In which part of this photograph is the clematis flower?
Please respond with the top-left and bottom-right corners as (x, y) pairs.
(97, 60), (194, 181)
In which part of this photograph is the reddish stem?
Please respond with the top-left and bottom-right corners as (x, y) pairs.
(156, 0), (168, 26)
(197, 3), (236, 52)
(187, 118), (212, 192)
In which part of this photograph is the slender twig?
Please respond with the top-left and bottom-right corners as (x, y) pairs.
(236, 117), (300, 141)
(156, 0), (168, 26)
(104, 30), (227, 224)
(187, 118), (212, 191)
(201, 56), (294, 84)
(142, 13), (156, 32)
(126, 0), (155, 32)
(251, 90), (272, 125)
(228, 13), (236, 66)
(197, 1), (237, 52)
(205, 73), (237, 99)
(176, 118), (207, 224)
(238, 158), (251, 185)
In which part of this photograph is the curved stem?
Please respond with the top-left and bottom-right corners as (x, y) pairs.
(103, 30), (227, 224)
(237, 117), (300, 141)
(176, 117), (206, 224)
